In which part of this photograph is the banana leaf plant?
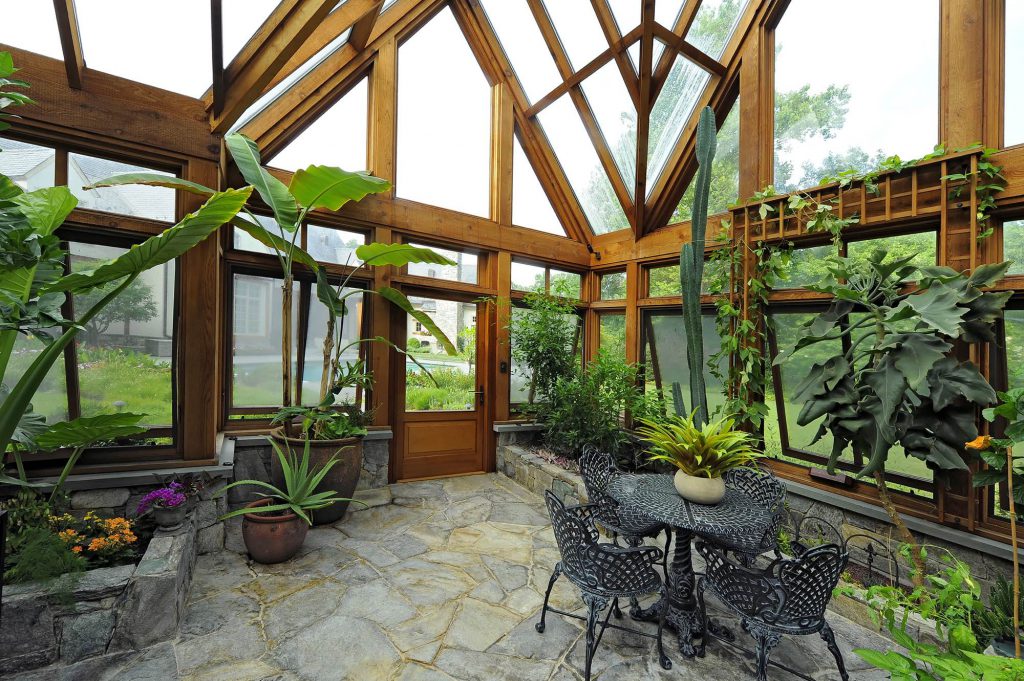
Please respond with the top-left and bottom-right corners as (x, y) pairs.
(89, 132), (459, 435)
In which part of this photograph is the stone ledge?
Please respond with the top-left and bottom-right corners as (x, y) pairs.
(492, 422), (545, 434)
(495, 443), (587, 507)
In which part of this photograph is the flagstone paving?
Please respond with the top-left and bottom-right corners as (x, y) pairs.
(10, 473), (893, 680)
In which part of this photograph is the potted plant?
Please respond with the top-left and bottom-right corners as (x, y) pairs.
(135, 482), (189, 531)
(218, 437), (358, 564)
(636, 412), (760, 504)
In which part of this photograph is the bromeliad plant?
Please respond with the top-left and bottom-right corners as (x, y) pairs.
(636, 412), (761, 478)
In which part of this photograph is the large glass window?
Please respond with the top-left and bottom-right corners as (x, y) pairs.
(405, 299), (477, 411)
(773, 0), (939, 192)
(511, 261), (546, 293)
(648, 57), (711, 191)
(0, 137), (56, 191)
(302, 289), (365, 407)
(1005, 309), (1024, 391)
(1007, 220), (1024, 276)
(775, 244), (835, 290)
(406, 243), (478, 285)
(550, 269), (582, 299)
(512, 137), (567, 236)
(846, 232), (937, 271)
(510, 307), (582, 405)
(270, 77), (369, 173)
(307, 225), (365, 267)
(599, 314), (627, 359)
(600, 271), (627, 300)
(685, 0), (749, 60)
(231, 274), (297, 409)
(642, 311), (724, 417)
(1007, 1), (1024, 147)
(222, 0), (280, 64)
(582, 61), (637, 193)
(397, 8), (491, 217)
(69, 153), (176, 222)
(479, 0), (561, 104)
(646, 259), (718, 297)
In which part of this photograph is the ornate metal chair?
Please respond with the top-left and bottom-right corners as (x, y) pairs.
(537, 491), (672, 681)
(694, 537), (850, 681)
(723, 466), (787, 562)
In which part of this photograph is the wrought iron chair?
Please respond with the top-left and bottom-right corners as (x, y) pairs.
(579, 446), (670, 615)
(723, 466), (787, 562)
(694, 536), (850, 681)
(537, 491), (672, 681)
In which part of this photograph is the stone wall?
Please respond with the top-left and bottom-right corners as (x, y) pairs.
(495, 426), (586, 506)
(0, 514), (199, 675)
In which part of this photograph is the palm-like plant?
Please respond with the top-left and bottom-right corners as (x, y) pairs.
(218, 437), (361, 525)
(636, 413), (760, 478)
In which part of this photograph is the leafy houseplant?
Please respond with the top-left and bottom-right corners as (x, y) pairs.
(135, 482), (189, 531)
(636, 412), (760, 504)
(778, 252), (1010, 580)
(218, 437), (360, 564)
(507, 287), (580, 415)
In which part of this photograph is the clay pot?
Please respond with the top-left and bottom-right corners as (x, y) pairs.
(241, 498), (308, 564)
(673, 469), (726, 505)
(152, 503), (187, 531)
(270, 427), (363, 525)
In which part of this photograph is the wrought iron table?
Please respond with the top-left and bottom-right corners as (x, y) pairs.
(606, 473), (776, 658)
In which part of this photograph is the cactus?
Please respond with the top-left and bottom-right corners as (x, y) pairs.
(679, 106), (718, 427)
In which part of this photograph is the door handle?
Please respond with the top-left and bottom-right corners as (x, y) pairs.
(473, 385), (484, 406)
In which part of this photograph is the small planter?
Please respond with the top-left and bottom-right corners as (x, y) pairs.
(673, 470), (725, 505)
(270, 427), (363, 525)
(152, 503), (188, 531)
(241, 498), (308, 564)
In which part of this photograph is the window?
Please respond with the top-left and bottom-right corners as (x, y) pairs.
(302, 288), (365, 407)
(1007, 1), (1024, 147)
(511, 261), (546, 293)
(1006, 220), (1024, 275)
(512, 137), (567, 236)
(406, 243), (478, 285)
(846, 231), (937, 271)
(405, 299), (477, 411)
(233, 277), (270, 336)
(686, 0), (749, 60)
(648, 57), (711, 191)
(222, 0), (280, 64)
(69, 153), (176, 222)
(642, 311), (724, 416)
(510, 306), (583, 405)
(582, 61), (637, 192)
(231, 274), (298, 409)
(0, 137), (55, 191)
(550, 269), (582, 299)
(397, 8), (491, 216)
(773, 0), (939, 193)
(541, 0), (607, 71)
(270, 77), (369, 173)
(1005, 308), (1024, 391)
(646, 259), (719, 297)
(599, 314), (627, 359)
(599, 271), (627, 300)
(510, 261), (582, 299)
(307, 225), (365, 267)
(775, 244), (834, 290)
(675, 102), (739, 222)
(479, 0), (561, 104)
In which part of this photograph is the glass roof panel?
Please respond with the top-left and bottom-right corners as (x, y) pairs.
(685, 0), (748, 60)
(479, 0), (562, 104)
(222, 0), (280, 65)
(675, 100), (739, 223)
(541, 0), (607, 72)
(270, 77), (369, 172)
(0, 4), (63, 60)
(581, 61), (637, 194)
(655, 0), (686, 28)
(396, 7), (490, 216)
(76, 0), (212, 96)
(647, 55), (710, 195)
(538, 96), (630, 234)
(382, 0), (401, 13)
(1007, 1), (1024, 146)
(607, 1), (640, 35)
(512, 137), (566, 236)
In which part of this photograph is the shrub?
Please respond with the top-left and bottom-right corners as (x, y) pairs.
(508, 291), (579, 411)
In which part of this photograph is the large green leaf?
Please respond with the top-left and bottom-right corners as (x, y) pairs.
(10, 186), (77, 235)
(289, 165), (391, 213)
(232, 214), (318, 270)
(377, 286), (457, 355)
(225, 133), (298, 231)
(33, 413), (147, 451)
(967, 261), (1010, 288)
(355, 243), (456, 268)
(83, 172), (216, 197)
(0, 172), (24, 200)
(884, 333), (950, 393)
(46, 188), (252, 293)
(927, 358), (996, 412)
(893, 284), (966, 336)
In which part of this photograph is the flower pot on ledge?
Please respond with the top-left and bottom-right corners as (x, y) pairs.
(152, 503), (188, 531)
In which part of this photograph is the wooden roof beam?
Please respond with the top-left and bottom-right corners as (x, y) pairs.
(52, 0), (85, 89)
(208, 0), (339, 133)
(651, 23), (726, 80)
(650, 0), (704, 104)
(634, 0), (655, 231)
(349, 0), (386, 50)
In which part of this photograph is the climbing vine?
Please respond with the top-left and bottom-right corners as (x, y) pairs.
(939, 144), (1005, 243)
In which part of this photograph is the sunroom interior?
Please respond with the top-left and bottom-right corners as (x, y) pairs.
(2, 0), (1024, 679)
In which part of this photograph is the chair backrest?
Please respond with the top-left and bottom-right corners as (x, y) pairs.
(544, 491), (600, 583)
(725, 466), (786, 509)
(579, 446), (617, 503)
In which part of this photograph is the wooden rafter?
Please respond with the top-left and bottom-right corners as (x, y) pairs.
(349, 0), (386, 50)
(651, 23), (726, 78)
(650, 0), (704, 104)
(211, 0), (225, 113)
(52, 0), (85, 89)
(634, 0), (655, 232)
(590, 0), (641, 109)
(208, 0), (338, 132)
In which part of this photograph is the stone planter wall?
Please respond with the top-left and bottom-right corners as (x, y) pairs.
(494, 426), (586, 506)
(0, 514), (199, 675)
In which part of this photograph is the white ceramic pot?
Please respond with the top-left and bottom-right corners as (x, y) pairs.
(673, 470), (726, 505)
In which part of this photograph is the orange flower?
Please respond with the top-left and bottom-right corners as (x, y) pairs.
(71, 546), (83, 553)
(88, 538), (108, 552)
(965, 435), (992, 450)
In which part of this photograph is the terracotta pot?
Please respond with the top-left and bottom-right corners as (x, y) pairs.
(673, 470), (726, 505)
(241, 498), (308, 564)
(270, 427), (363, 525)
(153, 503), (187, 531)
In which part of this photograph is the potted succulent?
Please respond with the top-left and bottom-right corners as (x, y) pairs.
(135, 482), (189, 530)
(218, 437), (359, 564)
(636, 413), (761, 504)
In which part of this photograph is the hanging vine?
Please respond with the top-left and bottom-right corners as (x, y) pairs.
(939, 144), (1005, 243)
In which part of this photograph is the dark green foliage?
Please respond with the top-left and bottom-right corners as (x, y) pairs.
(974, 575), (1022, 644)
(4, 526), (85, 592)
(508, 291), (579, 412)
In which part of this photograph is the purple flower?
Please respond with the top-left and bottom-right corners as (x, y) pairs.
(136, 485), (187, 515)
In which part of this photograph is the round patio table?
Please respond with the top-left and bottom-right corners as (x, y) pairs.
(606, 473), (776, 658)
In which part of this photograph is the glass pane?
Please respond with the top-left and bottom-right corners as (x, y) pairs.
(685, 0), (748, 60)
(648, 56), (710, 193)
(582, 61), (637, 193)
(222, 0), (280, 64)
(407, 243), (478, 284)
(600, 271), (627, 299)
(270, 77), (369, 172)
(599, 314), (626, 359)
(775, 244), (835, 290)
(644, 313), (724, 417)
(510, 307), (580, 403)
(550, 269), (582, 299)
(1006, 220), (1024, 275)
(512, 137), (566, 236)
(773, 0), (938, 192)
(76, 0), (211, 96)
(302, 289), (364, 406)
(538, 96), (630, 234)
(233, 215), (280, 255)
(307, 225), (365, 266)
(0, 4), (63, 59)
(655, 0), (685, 28)
(607, 0), (640, 34)
(69, 154), (176, 222)
(4, 333), (68, 425)
(675, 102), (739, 222)
(511, 262), (546, 292)
(397, 8), (490, 217)
(647, 261), (717, 296)
(405, 299), (477, 411)
(846, 232), (936, 271)
(1005, 310), (1024, 391)
(232, 274), (298, 408)
(479, 0), (562, 104)
(541, 0), (607, 71)
(71, 243), (175, 427)
(1007, 1), (1024, 147)
(0, 138), (56, 191)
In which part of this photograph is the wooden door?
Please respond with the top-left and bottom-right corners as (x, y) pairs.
(394, 295), (486, 480)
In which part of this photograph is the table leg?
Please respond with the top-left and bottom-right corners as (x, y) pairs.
(629, 529), (702, 657)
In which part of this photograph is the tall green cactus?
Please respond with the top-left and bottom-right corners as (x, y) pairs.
(677, 106), (718, 426)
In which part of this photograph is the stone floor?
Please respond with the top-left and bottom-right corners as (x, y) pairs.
(11, 473), (893, 680)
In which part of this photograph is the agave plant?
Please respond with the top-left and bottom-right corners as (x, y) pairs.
(218, 437), (361, 525)
(636, 412), (760, 478)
